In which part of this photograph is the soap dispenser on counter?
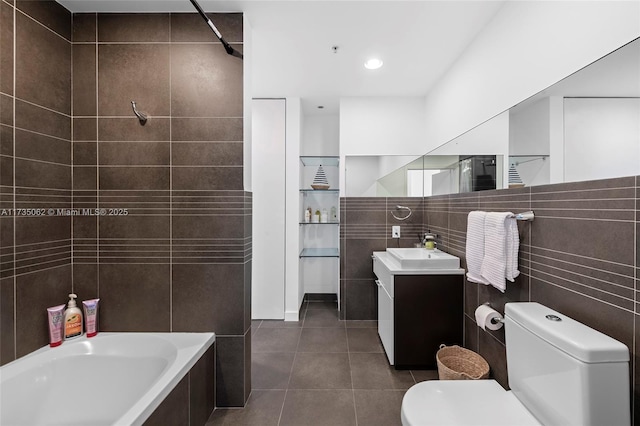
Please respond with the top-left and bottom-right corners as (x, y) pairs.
(423, 233), (437, 250)
(64, 293), (83, 340)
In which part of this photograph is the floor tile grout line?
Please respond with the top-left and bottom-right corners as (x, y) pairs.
(245, 304), (424, 425)
(276, 390), (287, 426)
(276, 302), (307, 426)
(347, 323), (359, 425)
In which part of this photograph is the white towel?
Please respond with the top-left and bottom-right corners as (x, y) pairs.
(465, 211), (489, 285)
(481, 212), (512, 292)
(506, 218), (520, 282)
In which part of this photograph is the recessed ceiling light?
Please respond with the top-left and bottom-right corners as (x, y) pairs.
(317, 105), (324, 109)
(364, 58), (383, 70)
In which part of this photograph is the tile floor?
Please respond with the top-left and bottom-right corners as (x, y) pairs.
(207, 300), (439, 426)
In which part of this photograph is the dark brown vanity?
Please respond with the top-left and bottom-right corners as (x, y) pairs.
(393, 274), (463, 369)
(373, 250), (464, 369)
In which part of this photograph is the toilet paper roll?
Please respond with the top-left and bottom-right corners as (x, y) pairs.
(475, 304), (504, 331)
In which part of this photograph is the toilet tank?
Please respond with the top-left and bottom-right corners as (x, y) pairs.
(505, 302), (630, 426)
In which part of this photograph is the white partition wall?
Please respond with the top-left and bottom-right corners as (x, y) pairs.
(252, 99), (286, 319)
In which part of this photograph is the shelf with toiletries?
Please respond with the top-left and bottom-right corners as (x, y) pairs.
(300, 203), (339, 224)
(299, 156), (340, 259)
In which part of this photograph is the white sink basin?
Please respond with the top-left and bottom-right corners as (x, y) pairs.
(386, 248), (460, 269)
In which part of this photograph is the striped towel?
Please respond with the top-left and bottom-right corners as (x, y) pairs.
(465, 211), (489, 285)
(481, 212), (512, 292)
(506, 218), (520, 282)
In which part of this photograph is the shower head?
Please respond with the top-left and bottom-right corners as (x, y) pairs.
(189, 0), (243, 59)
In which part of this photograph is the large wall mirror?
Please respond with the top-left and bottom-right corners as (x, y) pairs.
(345, 37), (640, 197)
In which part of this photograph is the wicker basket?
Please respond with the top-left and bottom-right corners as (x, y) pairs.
(436, 344), (490, 380)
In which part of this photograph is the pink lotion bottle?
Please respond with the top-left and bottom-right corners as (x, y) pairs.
(82, 299), (100, 337)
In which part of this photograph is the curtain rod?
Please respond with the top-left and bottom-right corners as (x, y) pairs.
(188, 0), (243, 59)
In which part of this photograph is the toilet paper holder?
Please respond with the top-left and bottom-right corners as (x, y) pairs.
(483, 303), (504, 324)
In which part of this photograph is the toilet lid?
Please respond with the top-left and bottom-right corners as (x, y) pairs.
(401, 379), (541, 426)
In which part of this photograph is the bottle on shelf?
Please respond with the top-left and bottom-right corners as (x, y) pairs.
(330, 206), (337, 222)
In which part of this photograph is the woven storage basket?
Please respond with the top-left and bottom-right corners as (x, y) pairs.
(436, 344), (490, 380)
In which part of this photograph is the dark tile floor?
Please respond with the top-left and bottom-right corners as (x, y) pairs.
(207, 300), (439, 426)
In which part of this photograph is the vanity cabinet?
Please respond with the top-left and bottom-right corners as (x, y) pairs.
(374, 252), (464, 369)
(394, 274), (463, 369)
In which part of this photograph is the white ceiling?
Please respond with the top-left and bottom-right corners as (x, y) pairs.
(57, 1), (506, 115)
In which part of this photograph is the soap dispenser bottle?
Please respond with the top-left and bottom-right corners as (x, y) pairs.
(64, 293), (83, 340)
(424, 234), (436, 250)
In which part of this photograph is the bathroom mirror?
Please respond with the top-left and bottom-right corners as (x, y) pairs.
(345, 37), (640, 197)
(345, 154), (504, 197)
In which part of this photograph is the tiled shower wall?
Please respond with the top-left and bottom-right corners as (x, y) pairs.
(1, 1), (251, 409)
(72, 12), (250, 408)
(1, 0), (73, 361)
(341, 175), (639, 421)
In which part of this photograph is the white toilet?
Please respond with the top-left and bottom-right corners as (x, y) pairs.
(401, 302), (630, 426)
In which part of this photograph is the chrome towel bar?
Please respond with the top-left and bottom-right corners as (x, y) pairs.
(513, 211), (535, 221)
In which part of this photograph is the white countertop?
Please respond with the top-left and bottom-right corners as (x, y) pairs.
(373, 251), (465, 275)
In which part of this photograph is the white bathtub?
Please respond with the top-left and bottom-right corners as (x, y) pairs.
(0, 332), (215, 426)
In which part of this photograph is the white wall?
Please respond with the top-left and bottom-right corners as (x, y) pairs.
(548, 96), (565, 184)
(564, 97), (640, 182)
(252, 99), (286, 319)
(509, 98), (550, 156)
(285, 98), (303, 321)
(302, 114), (340, 156)
(509, 98), (551, 186)
(340, 97), (426, 192)
(422, 1), (640, 156)
(250, 98), (307, 320)
(345, 156), (379, 197)
(432, 170), (458, 196)
(340, 97), (425, 156)
(429, 111), (510, 156)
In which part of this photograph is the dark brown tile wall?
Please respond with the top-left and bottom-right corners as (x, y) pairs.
(71, 11), (249, 409)
(342, 174), (640, 422)
(1, 0), (72, 363)
(339, 197), (424, 320)
(0, 4), (249, 414)
(144, 343), (215, 426)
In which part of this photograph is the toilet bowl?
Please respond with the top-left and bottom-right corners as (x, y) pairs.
(401, 380), (539, 426)
(401, 302), (630, 426)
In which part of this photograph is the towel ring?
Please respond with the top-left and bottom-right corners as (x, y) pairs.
(391, 205), (412, 221)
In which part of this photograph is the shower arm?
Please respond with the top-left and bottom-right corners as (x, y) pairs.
(188, 0), (243, 59)
(131, 101), (147, 125)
